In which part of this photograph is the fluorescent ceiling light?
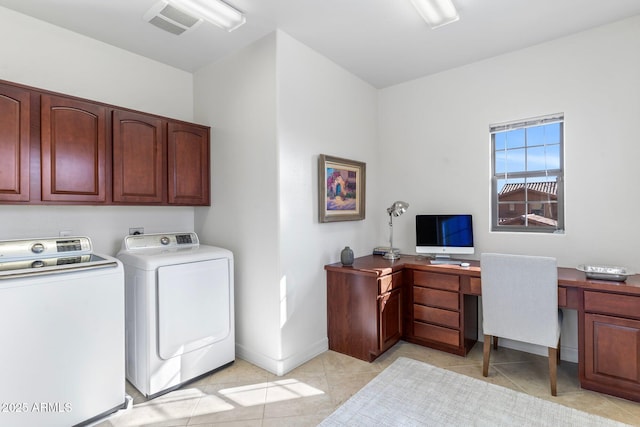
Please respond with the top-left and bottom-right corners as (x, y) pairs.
(170, 0), (245, 32)
(410, 0), (459, 29)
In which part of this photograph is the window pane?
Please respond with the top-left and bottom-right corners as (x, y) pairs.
(505, 148), (525, 173)
(526, 126), (545, 147)
(494, 132), (507, 151)
(527, 145), (545, 171)
(543, 123), (561, 144)
(505, 128), (525, 149)
(495, 149), (506, 174)
(545, 144), (560, 169)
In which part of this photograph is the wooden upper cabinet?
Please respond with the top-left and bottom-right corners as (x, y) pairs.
(40, 95), (107, 203)
(0, 84), (30, 202)
(0, 80), (211, 206)
(167, 122), (210, 206)
(112, 110), (165, 203)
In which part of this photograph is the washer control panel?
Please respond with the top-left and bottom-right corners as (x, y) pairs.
(122, 232), (199, 250)
(0, 237), (92, 261)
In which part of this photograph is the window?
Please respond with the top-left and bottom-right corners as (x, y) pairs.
(490, 113), (564, 233)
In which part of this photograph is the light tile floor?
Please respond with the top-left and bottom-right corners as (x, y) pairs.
(97, 341), (640, 426)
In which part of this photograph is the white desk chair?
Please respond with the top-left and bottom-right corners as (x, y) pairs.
(480, 253), (562, 396)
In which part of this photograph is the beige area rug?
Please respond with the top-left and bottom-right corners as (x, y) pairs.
(320, 357), (630, 426)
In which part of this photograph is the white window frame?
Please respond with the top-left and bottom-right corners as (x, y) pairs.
(490, 113), (565, 233)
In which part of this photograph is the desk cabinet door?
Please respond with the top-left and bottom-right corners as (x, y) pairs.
(584, 313), (640, 391)
(379, 288), (401, 352)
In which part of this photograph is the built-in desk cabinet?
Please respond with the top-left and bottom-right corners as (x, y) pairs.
(326, 255), (640, 403)
(326, 269), (402, 362)
(406, 270), (477, 356)
(582, 291), (640, 401)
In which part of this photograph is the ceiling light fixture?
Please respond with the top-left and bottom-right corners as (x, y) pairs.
(170, 0), (245, 32)
(410, 0), (459, 29)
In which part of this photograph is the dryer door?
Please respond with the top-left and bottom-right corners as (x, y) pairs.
(157, 258), (230, 360)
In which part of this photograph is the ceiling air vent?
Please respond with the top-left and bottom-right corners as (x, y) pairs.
(144, 1), (202, 35)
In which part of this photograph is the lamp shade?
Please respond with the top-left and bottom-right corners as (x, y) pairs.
(388, 201), (409, 217)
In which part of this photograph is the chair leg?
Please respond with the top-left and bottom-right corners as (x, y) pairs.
(483, 334), (492, 377)
(557, 336), (561, 365)
(493, 335), (498, 350)
(548, 347), (558, 396)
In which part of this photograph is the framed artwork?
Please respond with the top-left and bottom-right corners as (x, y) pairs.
(318, 154), (366, 222)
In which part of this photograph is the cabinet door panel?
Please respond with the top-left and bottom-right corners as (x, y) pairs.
(585, 313), (640, 386)
(112, 110), (165, 203)
(0, 84), (30, 201)
(379, 289), (402, 352)
(167, 122), (209, 205)
(41, 95), (107, 202)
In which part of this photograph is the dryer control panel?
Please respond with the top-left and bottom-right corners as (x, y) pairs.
(122, 232), (200, 250)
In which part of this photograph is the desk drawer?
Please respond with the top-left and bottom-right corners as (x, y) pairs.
(584, 291), (640, 320)
(414, 271), (459, 291)
(414, 305), (459, 328)
(379, 271), (402, 294)
(469, 277), (482, 295)
(414, 286), (459, 310)
(413, 321), (459, 347)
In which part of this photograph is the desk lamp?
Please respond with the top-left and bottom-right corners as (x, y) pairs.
(383, 201), (409, 260)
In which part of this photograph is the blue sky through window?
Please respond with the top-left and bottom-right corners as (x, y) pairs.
(494, 123), (561, 176)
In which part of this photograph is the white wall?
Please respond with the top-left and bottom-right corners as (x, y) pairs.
(194, 31), (380, 374)
(276, 32), (380, 371)
(0, 6), (196, 255)
(378, 15), (640, 361)
(194, 34), (282, 371)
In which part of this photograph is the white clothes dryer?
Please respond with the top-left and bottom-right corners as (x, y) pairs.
(117, 232), (234, 398)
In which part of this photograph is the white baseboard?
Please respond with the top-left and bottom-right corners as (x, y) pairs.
(236, 337), (328, 376)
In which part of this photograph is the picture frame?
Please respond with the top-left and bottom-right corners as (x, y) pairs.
(318, 154), (366, 222)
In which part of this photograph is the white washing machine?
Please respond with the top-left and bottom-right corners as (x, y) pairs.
(117, 232), (234, 398)
(0, 236), (125, 427)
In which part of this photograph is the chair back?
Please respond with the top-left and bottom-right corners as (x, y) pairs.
(481, 253), (560, 348)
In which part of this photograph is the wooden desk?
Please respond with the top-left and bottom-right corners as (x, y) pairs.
(325, 255), (640, 402)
